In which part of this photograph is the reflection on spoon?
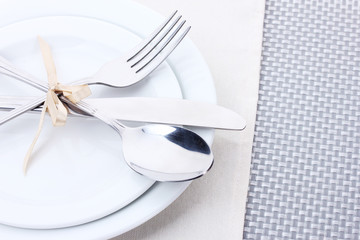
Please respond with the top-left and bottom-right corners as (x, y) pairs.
(0, 55), (214, 182)
(122, 125), (213, 181)
(70, 99), (214, 182)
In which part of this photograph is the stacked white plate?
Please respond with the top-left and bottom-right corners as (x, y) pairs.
(0, 0), (215, 238)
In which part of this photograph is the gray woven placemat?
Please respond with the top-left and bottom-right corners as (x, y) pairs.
(244, 0), (360, 239)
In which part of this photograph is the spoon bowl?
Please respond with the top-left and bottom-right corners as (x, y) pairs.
(0, 53), (214, 182)
(69, 99), (214, 182)
(122, 125), (213, 181)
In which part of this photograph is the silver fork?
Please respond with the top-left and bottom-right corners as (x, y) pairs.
(0, 10), (190, 125)
(0, 55), (214, 182)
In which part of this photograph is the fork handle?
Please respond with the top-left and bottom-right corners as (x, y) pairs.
(0, 95), (46, 125)
(0, 58), (123, 130)
(0, 57), (91, 125)
(0, 57), (51, 125)
(65, 76), (96, 86)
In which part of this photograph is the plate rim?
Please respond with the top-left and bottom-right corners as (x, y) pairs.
(0, 0), (216, 238)
(0, 15), (183, 229)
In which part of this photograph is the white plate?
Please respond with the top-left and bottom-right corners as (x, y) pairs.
(0, 16), (182, 229)
(0, 0), (216, 238)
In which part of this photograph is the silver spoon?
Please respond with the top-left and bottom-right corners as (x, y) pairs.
(66, 98), (213, 182)
(0, 60), (214, 182)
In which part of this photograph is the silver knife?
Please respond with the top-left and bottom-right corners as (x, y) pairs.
(0, 96), (246, 130)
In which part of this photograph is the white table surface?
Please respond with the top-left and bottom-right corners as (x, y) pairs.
(113, 0), (265, 239)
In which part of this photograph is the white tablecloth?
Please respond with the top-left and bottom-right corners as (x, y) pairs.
(113, 0), (265, 239)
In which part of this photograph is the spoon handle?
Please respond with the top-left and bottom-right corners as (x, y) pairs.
(0, 57), (126, 133)
(0, 61), (49, 125)
(0, 57), (86, 126)
(61, 97), (126, 134)
(0, 57), (48, 92)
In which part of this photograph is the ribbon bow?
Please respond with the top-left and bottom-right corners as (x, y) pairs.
(23, 37), (91, 173)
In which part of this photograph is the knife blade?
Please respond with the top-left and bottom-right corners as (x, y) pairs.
(0, 96), (246, 130)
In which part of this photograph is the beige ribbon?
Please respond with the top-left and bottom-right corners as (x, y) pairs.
(23, 37), (91, 173)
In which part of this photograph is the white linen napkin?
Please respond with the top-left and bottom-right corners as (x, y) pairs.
(114, 0), (265, 239)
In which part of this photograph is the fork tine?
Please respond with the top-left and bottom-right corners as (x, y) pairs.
(135, 25), (191, 77)
(126, 10), (178, 62)
(129, 15), (182, 67)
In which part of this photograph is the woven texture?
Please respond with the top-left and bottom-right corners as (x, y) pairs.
(244, 0), (360, 239)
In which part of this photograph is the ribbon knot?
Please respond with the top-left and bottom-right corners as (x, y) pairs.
(23, 36), (91, 173)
